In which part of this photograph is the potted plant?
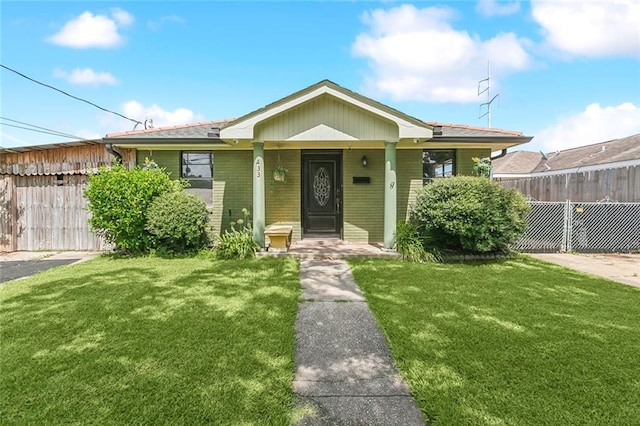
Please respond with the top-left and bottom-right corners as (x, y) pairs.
(273, 164), (288, 182)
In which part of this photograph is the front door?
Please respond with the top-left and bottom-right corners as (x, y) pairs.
(302, 151), (342, 236)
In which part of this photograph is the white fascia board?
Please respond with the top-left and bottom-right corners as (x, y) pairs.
(220, 86), (432, 141)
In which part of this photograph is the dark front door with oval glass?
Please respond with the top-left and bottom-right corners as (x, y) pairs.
(302, 152), (342, 235)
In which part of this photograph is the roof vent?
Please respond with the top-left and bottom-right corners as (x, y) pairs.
(207, 126), (220, 138)
(432, 125), (443, 136)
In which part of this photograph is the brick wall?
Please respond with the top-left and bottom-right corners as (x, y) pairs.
(343, 149), (384, 243)
(265, 150), (302, 241)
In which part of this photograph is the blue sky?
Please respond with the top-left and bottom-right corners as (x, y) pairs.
(1, 0), (639, 152)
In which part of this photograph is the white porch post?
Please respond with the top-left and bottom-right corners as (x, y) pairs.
(384, 140), (397, 249)
(252, 141), (265, 248)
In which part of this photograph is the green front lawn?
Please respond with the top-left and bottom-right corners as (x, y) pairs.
(349, 256), (640, 425)
(0, 256), (300, 425)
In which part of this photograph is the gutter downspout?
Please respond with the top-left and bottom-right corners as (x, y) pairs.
(490, 149), (507, 160)
(489, 149), (507, 180)
(105, 143), (123, 164)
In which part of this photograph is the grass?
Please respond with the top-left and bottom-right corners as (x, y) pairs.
(0, 255), (300, 425)
(349, 255), (640, 425)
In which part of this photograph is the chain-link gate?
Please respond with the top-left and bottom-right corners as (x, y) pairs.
(512, 201), (640, 253)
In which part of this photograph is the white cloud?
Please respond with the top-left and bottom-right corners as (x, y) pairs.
(148, 15), (185, 31)
(54, 68), (118, 86)
(47, 9), (133, 48)
(535, 102), (640, 151)
(111, 8), (134, 27)
(476, 0), (520, 17)
(121, 101), (204, 128)
(531, 0), (640, 58)
(351, 4), (532, 103)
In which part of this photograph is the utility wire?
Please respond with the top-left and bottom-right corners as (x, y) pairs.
(0, 64), (143, 127)
(1, 116), (89, 140)
(1, 123), (89, 141)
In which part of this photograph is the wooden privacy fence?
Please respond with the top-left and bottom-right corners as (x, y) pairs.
(0, 174), (109, 252)
(497, 165), (640, 202)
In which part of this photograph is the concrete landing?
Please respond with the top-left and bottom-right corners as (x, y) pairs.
(293, 259), (424, 425)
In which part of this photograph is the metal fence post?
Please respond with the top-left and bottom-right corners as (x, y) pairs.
(560, 200), (573, 252)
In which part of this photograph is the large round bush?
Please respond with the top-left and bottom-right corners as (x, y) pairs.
(146, 191), (211, 254)
(411, 176), (530, 253)
(85, 164), (178, 253)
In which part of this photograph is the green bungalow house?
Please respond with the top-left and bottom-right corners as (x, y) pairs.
(104, 80), (532, 249)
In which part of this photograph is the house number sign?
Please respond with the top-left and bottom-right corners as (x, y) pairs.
(255, 158), (262, 178)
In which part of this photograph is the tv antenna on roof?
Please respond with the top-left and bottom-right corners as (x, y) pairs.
(478, 61), (499, 128)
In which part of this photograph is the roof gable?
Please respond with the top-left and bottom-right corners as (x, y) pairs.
(220, 79), (433, 142)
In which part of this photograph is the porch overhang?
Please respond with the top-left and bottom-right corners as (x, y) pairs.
(220, 80), (433, 144)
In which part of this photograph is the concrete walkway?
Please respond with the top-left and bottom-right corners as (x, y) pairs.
(530, 253), (640, 288)
(293, 259), (424, 425)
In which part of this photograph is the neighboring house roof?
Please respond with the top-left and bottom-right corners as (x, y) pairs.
(0, 139), (102, 154)
(0, 140), (135, 176)
(532, 133), (640, 172)
(492, 151), (543, 174)
(493, 133), (640, 177)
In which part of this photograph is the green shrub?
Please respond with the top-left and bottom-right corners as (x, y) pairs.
(146, 191), (211, 255)
(411, 176), (530, 253)
(214, 209), (259, 259)
(84, 164), (181, 254)
(395, 221), (440, 263)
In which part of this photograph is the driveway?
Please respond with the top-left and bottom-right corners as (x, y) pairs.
(0, 251), (99, 284)
(530, 253), (640, 288)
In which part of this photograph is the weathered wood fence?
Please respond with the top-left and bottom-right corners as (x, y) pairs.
(0, 175), (109, 251)
(497, 165), (640, 202)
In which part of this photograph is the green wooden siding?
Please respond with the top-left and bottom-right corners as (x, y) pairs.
(256, 94), (398, 141)
(456, 149), (491, 176)
(265, 150), (302, 242)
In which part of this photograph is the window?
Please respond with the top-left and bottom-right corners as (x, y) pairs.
(423, 150), (455, 184)
(181, 151), (213, 205)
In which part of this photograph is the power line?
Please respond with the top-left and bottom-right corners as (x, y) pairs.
(1, 116), (89, 140)
(0, 63), (142, 127)
(1, 123), (89, 141)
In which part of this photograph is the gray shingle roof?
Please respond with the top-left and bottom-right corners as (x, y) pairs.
(492, 151), (543, 174)
(532, 133), (640, 172)
(104, 120), (232, 139)
(493, 133), (640, 174)
(425, 122), (525, 138)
